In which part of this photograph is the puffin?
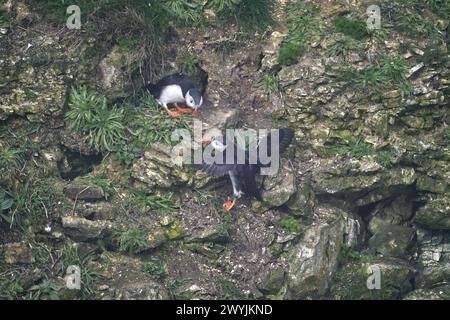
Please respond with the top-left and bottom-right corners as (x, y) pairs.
(200, 128), (295, 210)
(146, 73), (204, 117)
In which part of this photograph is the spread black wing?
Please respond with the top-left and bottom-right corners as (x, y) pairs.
(255, 127), (294, 166)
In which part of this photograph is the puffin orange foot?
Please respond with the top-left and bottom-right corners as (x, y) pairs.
(176, 106), (194, 113)
(223, 198), (236, 211)
(166, 109), (180, 117)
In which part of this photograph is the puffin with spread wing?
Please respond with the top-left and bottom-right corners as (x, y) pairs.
(200, 128), (295, 210)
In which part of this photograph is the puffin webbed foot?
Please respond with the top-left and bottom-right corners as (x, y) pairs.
(166, 109), (180, 117)
(176, 105), (194, 113)
(223, 198), (236, 211)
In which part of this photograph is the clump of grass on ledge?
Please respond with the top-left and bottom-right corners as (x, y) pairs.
(325, 37), (362, 61)
(77, 173), (114, 200)
(181, 53), (202, 74)
(114, 228), (148, 255)
(208, 0), (275, 32)
(65, 86), (125, 153)
(123, 94), (193, 147)
(332, 14), (370, 41)
(381, 0), (448, 40)
(253, 72), (280, 100)
(143, 261), (167, 282)
(130, 187), (179, 215)
(277, 217), (302, 233)
(326, 136), (395, 168)
(278, 2), (322, 65)
(336, 54), (412, 96)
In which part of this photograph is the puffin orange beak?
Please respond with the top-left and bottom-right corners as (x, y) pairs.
(202, 139), (211, 147)
(193, 106), (200, 117)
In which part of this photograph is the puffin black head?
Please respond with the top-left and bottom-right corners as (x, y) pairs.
(185, 88), (203, 111)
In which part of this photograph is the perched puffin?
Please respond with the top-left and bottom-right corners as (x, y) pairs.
(146, 73), (204, 117)
(200, 128), (295, 210)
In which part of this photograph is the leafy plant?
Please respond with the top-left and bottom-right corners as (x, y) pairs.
(114, 228), (148, 255)
(181, 53), (202, 74)
(0, 189), (13, 224)
(78, 173), (114, 200)
(143, 262), (167, 281)
(277, 217), (302, 233)
(326, 136), (394, 168)
(332, 14), (369, 41)
(336, 54), (412, 96)
(0, 271), (23, 299)
(124, 95), (192, 147)
(326, 37), (361, 61)
(254, 72), (280, 99)
(165, 277), (185, 300)
(29, 280), (63, 300)
(278, 2), (322, 65)
(381, 0), (448, 40)
(216, 276), (242, 299)
(0, 146), (24, 172)
(209, 0), (274, 32)
(131, 188), (179, 215)
(65, 86), (125, 152)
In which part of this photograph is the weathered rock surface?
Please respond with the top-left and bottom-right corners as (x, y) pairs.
(285, 205), (361, 299)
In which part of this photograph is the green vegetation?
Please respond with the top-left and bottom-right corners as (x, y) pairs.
(0, 189), (13, 224)
(337, 246), (375, 265)
(78, 173), (114, 200)
(209, 0), (275, 32)
(29, 280), (63, 300)
(143, 261), (167, 282)
(443, 128), (450, 146)
(114, 228), (148, 255)
(216, 276), (242, 299)
(65, 86), (125, 152)
(0, 146), (24, 173)
(337, 54), (412, 96)
(254, 72), (280, 99)
(123, 94), (192, 147)
(61, 244), (101, 298)
(165, 277), (185, 300)
(278, 2), (322, 65)
(326, 37), (361, 61)
(130, 188), (179, 215)
(181, 53), (202, 74)
(0, 5), (8, 27)
(381, 0), (449, 40)
(326, 136), (394, 168)
(277, 217), (302, 233)
(0, 271), (23, 299)
(332, 14), (369, 41)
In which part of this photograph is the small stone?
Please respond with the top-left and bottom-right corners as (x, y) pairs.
(64, 184), (105, 201)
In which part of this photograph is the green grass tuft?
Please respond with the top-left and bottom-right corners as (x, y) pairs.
(254, 72), (280, 99)
(65, 86), (126, 152)
(181, 53), (202, 75)
(114, 228), (148, 255)
(336, 54), (412, 96)
(277, 217), (302, 233)
(278, 2), (322, 65)
(332, 14), (370, 41)
(143, 261), (167, 282)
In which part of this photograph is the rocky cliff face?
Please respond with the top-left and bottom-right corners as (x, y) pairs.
(0, 0), (449, 299)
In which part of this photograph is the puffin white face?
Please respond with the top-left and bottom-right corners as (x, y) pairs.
(185, 89), (203, 109)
